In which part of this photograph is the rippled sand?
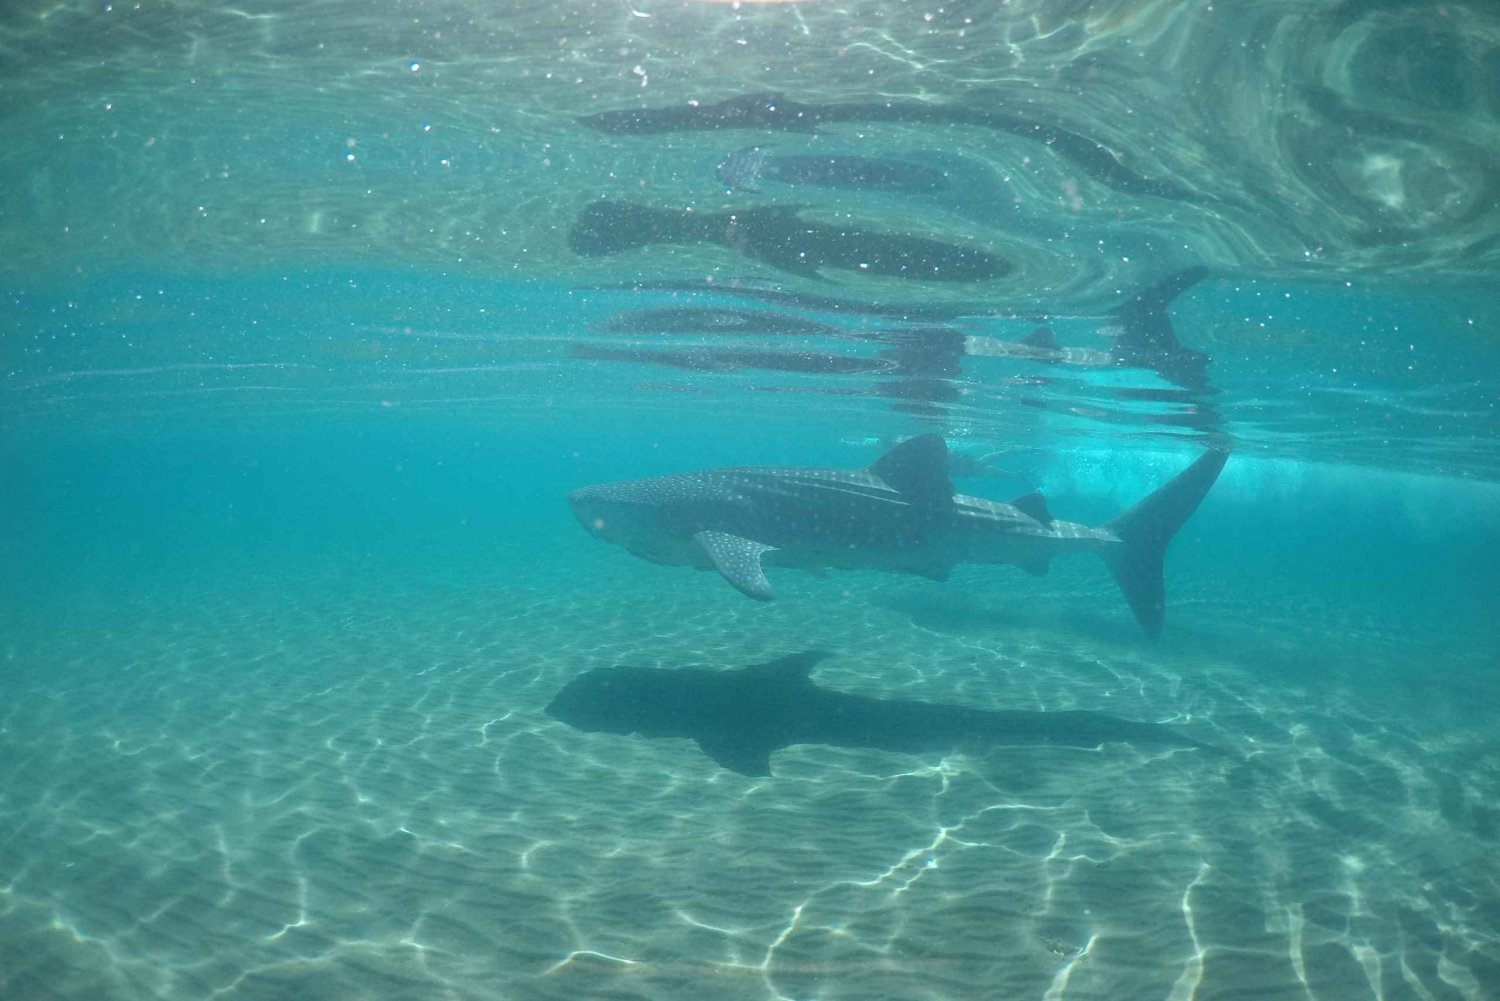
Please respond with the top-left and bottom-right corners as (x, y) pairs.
(3, 539), (1495, 1000)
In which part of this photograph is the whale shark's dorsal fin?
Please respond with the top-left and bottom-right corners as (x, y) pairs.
(1021, 326), (1059, 350)
(1010, 491), (1053, 525)
(743, 651), (829, 684)
(693, 530), (774, 600)
(869, 434), (954, 506)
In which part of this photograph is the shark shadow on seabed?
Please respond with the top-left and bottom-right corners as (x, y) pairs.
(546, 651), (1218, 777)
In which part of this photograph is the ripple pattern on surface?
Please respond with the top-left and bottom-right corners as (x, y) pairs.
(2, 0), (1497, 286)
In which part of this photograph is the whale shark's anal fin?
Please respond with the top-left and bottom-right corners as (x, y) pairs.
(869, 434), (954, 506)
(694, 530), (775, 600)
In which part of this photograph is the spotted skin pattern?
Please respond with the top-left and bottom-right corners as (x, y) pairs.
(568, 435), (1227, 637)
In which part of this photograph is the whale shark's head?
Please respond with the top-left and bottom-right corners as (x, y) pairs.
(545, 667), (682, 737)
(568, 473), (723, 570)
(567, 480), (660, 545)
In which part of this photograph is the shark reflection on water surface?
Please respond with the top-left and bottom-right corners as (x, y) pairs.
(568, 201), (1008, 282)
(583, 267), (1216, 393)
(546, 651), (1213, 777)
(717, 145), (953, 195)
(581, 92), (1196, 202)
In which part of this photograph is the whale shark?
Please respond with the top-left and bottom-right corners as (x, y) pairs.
(569, 435), (1227, 638)
(545, 651), (1213, 776)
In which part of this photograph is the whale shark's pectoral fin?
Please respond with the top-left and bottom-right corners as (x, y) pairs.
(696, 734), (775, 776)
(693, 530), (775, 600)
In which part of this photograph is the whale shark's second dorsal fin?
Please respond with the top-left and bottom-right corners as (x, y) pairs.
(870, 435), (954, 506)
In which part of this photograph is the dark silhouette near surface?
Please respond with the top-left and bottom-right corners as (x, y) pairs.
(582, 277), (985, 322)
(1105, 267), (1214, 390)
(582, 268), (1213, 389)
(568, 201), (1009, 282)
(593, 306), (848, 338)
(572, 342), (888, 376)
(581, 93), (1195, 201)
(717, 145), (952, 195)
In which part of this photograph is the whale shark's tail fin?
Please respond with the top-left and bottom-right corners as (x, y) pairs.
(1100, 449), (1228, 639)
(1109, 266), (1213, 389)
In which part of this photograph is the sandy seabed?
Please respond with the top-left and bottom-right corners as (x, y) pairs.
(2, 543), (1495, 1001)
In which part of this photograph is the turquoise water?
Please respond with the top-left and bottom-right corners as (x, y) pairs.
(4, 2), (1500, 999)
